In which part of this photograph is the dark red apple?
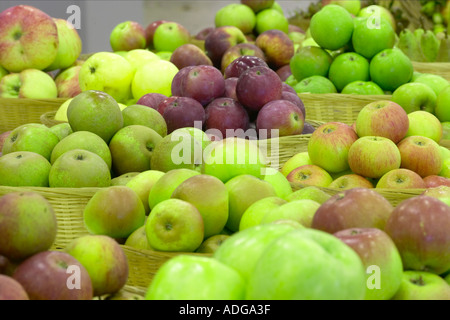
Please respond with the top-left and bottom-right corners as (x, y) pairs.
(145, 19), (171, 49)
(204, 26), (248, 68)
(12, 250), (93, 300)
(223, 77), (239, 101)
(255, 29), (295, 69)
(282, 82), (297, 94)
(171, 66), (195, 97)
(302, 122), (316, 134)
(170, 43), (213, 69)
(220, 42), (266, 74)
(423, 175), (450, 188)
(157, 96), (178, 115)
(162, 96), (206, 133)
(281, 91), (306, 119)
(276, 64), (292, 81)
(136, 93), (168, 111)
(195, 27), (215, 40)
(0, 274), (29, 300)
(224, 55), (268, 79)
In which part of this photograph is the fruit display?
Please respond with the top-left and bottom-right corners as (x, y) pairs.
(0, 0), (450, 303)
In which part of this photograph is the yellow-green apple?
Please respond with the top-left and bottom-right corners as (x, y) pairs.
(358, 4), (396, 32)
(145, 198), (204, 252)
(53, 98), (72, 122)
(286, 164), (334, 187)
(123, 49), (160, 77)
(254, 8), (289, 35)
(311, 187), (394, 233)
(83, 186), (146, 239)
(125, 170), (165, 215)
(239, 196), (287, 231)
(355, 100), (409, 144)
(110, 172), (140, 186)
(391, 82), (437, 114)
(152, 21), (191, 53)
(262, 167), (293, 199)
(0, 65), (8, 80)
(2, 123), (59, 161)
(405, 110), (443, 143)
(45, 18), (82, 71)
(225, 174), (278, 232)
(203, 137), (268, 183)
(12, 250), (93, 300)
(50, 130), (112, 170)
(328, 52), (370, 92)
(204, 26), (248, 68)
(280, 151), (312, 177)
(308, 122), (358, 174)
(293, 75), (338, 94)
(328, 173), (374, 189)
(124, 225), (152, 251)
(170, 43), (213, 70)
(49, 149), (111, 188)
(0, 192), (57, 262)
(64, 234), (129, 297)
(241, 0), (275, 13)
(376, 168), (426, 189)
(423, 175), (450, 188)
(221, 43), (266, 74)
(171, 174), (229, 238)
(255, 29), (295, 69)
(109, 125), (163, 176)
(54, 65), (82, 98)
(0, 275), (29, 300)
(435, 85), (450, 122)
(110, 21), (146, 52)
(0, 5), (59, 72)
(0, 69), (57, 99)
(78, 52), (134, 104)
(122, 104), (167, 138)
(67, 90), (124, 144)
(131, 59), (179, 100)
(397, 135), (442, 178)
(334, 227), (404, 300)
(246, 228), (366, 299)
(145, 255), (246, 300)
(369, 48), (414, 92)
(285, 186), (332, 204)
(422, 185), (450, 206)
(309, 4), (354, 51)
(413, 73), (450, 96)
(440, 158), (450, 178)
(224, 55), (268, 79)
(289, 45), (333, 82)
(385, 195), (450, 274)
(351, 16), (395, 60)
(144, 19), (171, 50)
(215, 3), (256, 35)
(341, 80), (385, 95)
(214, 223), (297, 283)
(392, 270), (450, 300)
(0, 151), (51, 187)
(347, 136), (401, 179)
(260, 199), (321, 228)
(195, 234), (230, 254)
(322, 0), (361, 15)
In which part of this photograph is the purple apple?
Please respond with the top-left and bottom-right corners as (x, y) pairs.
(256, 99), (304, 138)
(255, 29), (295, 69)
(224, 77), (239, 100)
(236, 65), (283, 112)
(204, 26), (248, 68)
(224, 55), (268, 79)
(162, 96), (206, 133)
(0, 275), (29, 300)
(136, 92), (168, 111)
(170, 43), (213, 69)
(220, 43), (266, 74)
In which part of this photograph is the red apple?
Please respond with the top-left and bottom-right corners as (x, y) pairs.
(162, 96), (206, 134)
(194, 27), (215, 40)
(171, 66), (195, 97)
(0, 274), (29, 300)
(224, 55), (268, 79)
(276, 64), (292, 81)
(255, 29), (295, 69)
(423, 175), (450, 188)
(280, 91), (305, 119)
(220, 42), (266, 74)
(136, 92), (168, 111)
(286, 164), (333, 187)
(223, 77), (239, 100)
(376, 168), (426, 189)
(170, 43), (213, 69)
(204, 26), (248, 68)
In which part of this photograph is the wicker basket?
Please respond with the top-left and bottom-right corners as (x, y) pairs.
(40, 110), (65, 127)
(0, 98), (67, 133)
(412, 62), (450, 81)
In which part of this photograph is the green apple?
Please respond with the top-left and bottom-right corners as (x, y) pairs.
(255, 8), (289, 34)
(422, 185), (450, 206)
(0, 69), (57, 99)
(64, 234), (129, 297)
(148, 168), (201, 210)
(45, 18), (82, 71)
(83, 186), (146, 239)
(392, 270), (450, 300)
(239, 196), (287, 231)
(67, 90), (124, 144)
(2, 123), (59, 161)
(123, 49), (160, 76)
(125, 170), (165, 215)
(391, 82), (437, 114)
(49, 149), (111, 188)
(171, 174), (229, 239)
(262, 167), (293, 199)
(145, 255), (246, 300)
(155, 51), (172, 61)
(54, 98), (73, 122)
(213, 223), (297, 283)
(224, 174), (278, 232)
(153, 22), (191, 52)
(280, 151), (312, 177)
(413, 73), (450, 96)
(357, 4), (396, 32)
(131, 59), (179, 100)
(369, 48), (414, 92)
(109, 125), (163, 176)
(50, 130), (112, 170)
(341, 80), (385, 95)
(289, 46), (333, 82)
(260, 199), (321, 228)
(145, 198), (204, 252)
(110, 172), (140, 186)
(122, 104), (167, 137)
(405, 110), (443, 143)
(215, 3), (256, 35)
(49, 123), (73, 141)
(329, 173), (375, 189)
(0, 65), (8, 80)
(435, 85), (450, 122)
(286, 164), (334, 188)
(323, 0), (361, 15)
(0, 191), (57, 262)
(195, 234), (230, 254)
(309, 4), (354, 51)
(299, 37), (320, 48)
(375, 168), (426, 189)
(328, 52), (370, 92)
(124, 225), (152, 251)
(78, 51), (134, 104)
(245, 228), (366, 299)
(293, 75), (337, 94)
(351, 16), (396, 60)
(109, 21), (146, 52)
(285, 186), (332, 204)
(0, 151), (51, 187)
